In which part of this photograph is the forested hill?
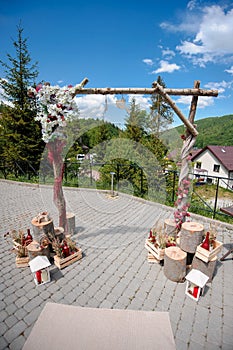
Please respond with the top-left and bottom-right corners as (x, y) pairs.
(171, 114), (233, 148)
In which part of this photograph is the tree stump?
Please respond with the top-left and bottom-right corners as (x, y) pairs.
(31, 217), (55, 242)
(27, 241), (50, 260)
(66, 212), (75, 235)
(164, 246), (187, 282)
(180, 222), (204, 253)
(191, 255), (217, 282)
(164, 218), (177, 238)
(54, 227), (64, 242)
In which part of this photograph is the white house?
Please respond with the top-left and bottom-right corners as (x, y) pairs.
(191, 145), (233, 190)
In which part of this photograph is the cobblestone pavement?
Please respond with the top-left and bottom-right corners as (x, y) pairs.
(0, 180), (233, 350)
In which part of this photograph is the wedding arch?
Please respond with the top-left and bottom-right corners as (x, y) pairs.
(30, 78), (218, 233)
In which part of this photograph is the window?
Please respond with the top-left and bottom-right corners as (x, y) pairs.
(213, 164), (220, 172)
(196, 162), (202, 169)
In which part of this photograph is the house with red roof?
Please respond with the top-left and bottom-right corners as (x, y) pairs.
(191, 145), (233, 190)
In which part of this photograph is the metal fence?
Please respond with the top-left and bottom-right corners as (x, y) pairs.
(1, 159), (233, 220)
(62, 161), (233, 220)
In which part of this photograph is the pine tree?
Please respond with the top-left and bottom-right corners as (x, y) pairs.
(0, 24), (43, 178)
(125, 98), (147, 142)
(149, 76), (173, 136)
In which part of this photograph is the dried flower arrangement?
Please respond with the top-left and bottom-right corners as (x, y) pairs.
(47, 232), (78, 259)
(148, 224), (177, 249)
(4, 229), (32, 258)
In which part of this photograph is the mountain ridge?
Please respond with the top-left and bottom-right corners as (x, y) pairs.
(164, 114), (233, 149)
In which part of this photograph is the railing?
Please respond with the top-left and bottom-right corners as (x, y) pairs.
(0, 160), (38, 180)
(1, 159), (233, 221)
(62, 161), (233, 220)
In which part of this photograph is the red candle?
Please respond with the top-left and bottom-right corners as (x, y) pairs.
(35, 270), (42, 284)
(193, 286), (199, 298)
(62, 240), (70, 257)
(201, 232), (210, 251)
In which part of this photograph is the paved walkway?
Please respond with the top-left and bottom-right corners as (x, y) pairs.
(0, 180), (233, 350)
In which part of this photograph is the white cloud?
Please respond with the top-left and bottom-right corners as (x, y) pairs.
(142, 58), (154, 66)
(128, 95), (151, 110)
(187, 0), (197, 11)
(176, 5), (233, 66)
(162, 48), (175, 59)
(225, 66), (233, 75)
(75, 95), (117, 118)
(0, 82), (13, 106)
(176, 95), (214, 109)
(160, 20), (199, 34)
(204, 80), (233, 94)
(152, 60), (181, 74)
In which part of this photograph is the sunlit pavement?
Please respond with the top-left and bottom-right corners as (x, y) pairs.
(0, 180), (232, 350)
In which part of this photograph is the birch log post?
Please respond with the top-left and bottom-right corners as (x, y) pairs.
(27, 241), (50, 260)
(164, 246), (187, 282)
(164, 218), (177, 238)
(180, 222), (204, 253)
(66, 212), (75, 235)
(173, 81), (200, 231)
(31, 217), (55, 242)
(74, 84), (218, 97)
(47, 138), (67, 233)
(191, 255), (217, 282)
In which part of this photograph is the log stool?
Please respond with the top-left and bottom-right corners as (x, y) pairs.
(31, 217), (55, 242)
(27, 241), (50, 260)
(164, 246), (187, 282)
(164, 218), (177, 239)
(191, 255), (217, 282)
(54, 227), (64, 242)
(66, 212), (75, 235)
(180, 222), (204, 254)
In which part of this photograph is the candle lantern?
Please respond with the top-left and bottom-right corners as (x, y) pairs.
(185, 269), (209, 301)
(29, 255), (51, 286)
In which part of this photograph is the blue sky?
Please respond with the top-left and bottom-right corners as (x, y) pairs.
(0, 0), (233, 128)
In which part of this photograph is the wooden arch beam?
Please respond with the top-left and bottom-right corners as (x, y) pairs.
(75, 78), (218, 97)
(75, 78), (218, 137)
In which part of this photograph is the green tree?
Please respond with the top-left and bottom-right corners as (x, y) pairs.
(125, 97), (148, 142)
(149, 75), (173, 136)
(0, 24), (43, 178)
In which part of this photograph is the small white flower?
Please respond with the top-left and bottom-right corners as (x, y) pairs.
(28, 83), (80, 142)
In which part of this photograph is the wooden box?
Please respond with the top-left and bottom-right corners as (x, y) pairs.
(145, 239), (165, 261)
(16, 256), (30, 268)
(147, 252), (160, 264)
(195, 240), (223, 263)
(54, 248), (82, 269)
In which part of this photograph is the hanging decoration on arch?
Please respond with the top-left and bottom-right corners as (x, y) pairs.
(28, 78), (88, 232)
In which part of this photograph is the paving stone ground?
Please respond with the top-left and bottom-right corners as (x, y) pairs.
(0, 180), (233, 350)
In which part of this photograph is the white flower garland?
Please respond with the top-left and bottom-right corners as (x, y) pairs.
(28, 83), (80, 142)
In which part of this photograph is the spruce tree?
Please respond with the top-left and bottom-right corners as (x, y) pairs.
(149, 76), (173, 136)
(0, 24), (43, 178)
(125, 98), (147, 142)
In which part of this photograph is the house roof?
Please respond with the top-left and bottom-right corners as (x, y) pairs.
(167, 148), (201, 161)
(191, 145), (233, 171)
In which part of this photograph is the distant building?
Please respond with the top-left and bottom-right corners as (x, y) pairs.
(191, 145), (233, 189)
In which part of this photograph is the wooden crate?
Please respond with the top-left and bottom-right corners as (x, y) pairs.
(54, 248), (82, 269)
(145, 239), (165, 261)
(16, 256), (30, 268)
(195, 240), (223, 263)
(147, 252), (160, 264)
